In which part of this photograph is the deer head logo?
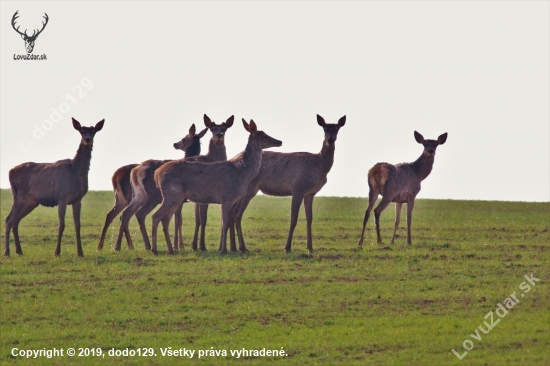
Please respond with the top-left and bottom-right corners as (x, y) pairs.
(12, 11), (49, 54)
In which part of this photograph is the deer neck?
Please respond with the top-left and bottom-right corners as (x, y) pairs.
(183, 143), (201, 158)
(206, 138), (227, 161)
(320, 142), (336, 176)
(411, 153), (434, 181)
(72, 142), (93, 176)
(240, 137), (263, 177)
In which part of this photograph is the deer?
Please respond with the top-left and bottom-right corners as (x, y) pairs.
(152, 119), (282, 255)
(12, 11), (49, 54)
(357, 131), (448, 246)
(228, 114), (346, 254)
(4, 118), (104, 257)
(97, 123), (205, 250)
(114, 115), (234, 252)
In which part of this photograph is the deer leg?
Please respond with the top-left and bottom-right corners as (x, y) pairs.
(135, 197), (159, 251)
(156, 200), (182, 255)
(161, 212), (174, 255)
(116, 197), (143, 251)
(72, 200), (84, 257)
(391, 202), (403, 244)
(231, 182), (259, 253)
(97, 196), (128, 250)
(373, 196), (392, 245)
(406, 200), (415, 245)
(199, 204), (209, 251)
(4, 218), (12, 256)
(229, 225), (237, 252)
(228, 203), (237, 252)
(358, 190), (378, 246)
(151, 200), (176, 256)
(122, 228), (133, 247)
(11, 223), (25, 256)
(219, 203), (232, 254)
(191, 203), (200, 250)
(55, 203), (67, 256)
(235, 211), (247, 252)
(173, 202), (184, 250)
(229, 202), (243, 252)
(284, 194), (304, 254)
(4, 199), (38, 256)
(304, 194), (315, 254)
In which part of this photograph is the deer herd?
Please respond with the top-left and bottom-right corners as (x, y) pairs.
(3, 115), (448, 257)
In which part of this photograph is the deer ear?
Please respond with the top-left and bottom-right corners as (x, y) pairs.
(242, 118), (250, 132)
(317, 114), (326, 127)
(437, 132), (448, 145)
(72, 118), (82, 132)
(189, 123), (196, 137)
(249, 120), (258, 133)
(197, 127), (208, 139)
(414, 131), (424, 144)
(21, 34), (26, 40)
(225, 115), (234, 128)
(338, 115), (346, 127)
(204, 114), (212, 128)
(94, 119), (105, 131)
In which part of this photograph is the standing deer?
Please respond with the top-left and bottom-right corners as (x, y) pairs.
(152, 119), (282, 255)
(228, 114), (346, 254)
(4, 118), (104, 257)
(357, 131), (448, 246)
(115, 115), (233, 252)
(97, 123), (205, 250)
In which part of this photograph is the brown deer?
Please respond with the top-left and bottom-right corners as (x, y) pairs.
(97, 123), (205, 250)
(357, 131), (448, 246)
(152, 119), (282, 255)
(4, 118), (104, 257)
(115, 115), (233, 252)
(228, 114), (346, 254)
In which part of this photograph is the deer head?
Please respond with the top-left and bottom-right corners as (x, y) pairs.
(72, 118), (104, 147)
(173, 124), (208, 151)
(12, 11), (49, 53)
(242, 119), (282, 149)
(204, 114), (234, 143)
(317, 115), (346, 146)
(414, 131), (448, 157)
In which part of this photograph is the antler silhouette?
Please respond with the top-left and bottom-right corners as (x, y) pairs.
(32, 13), (49, 39)
(11, 11), (25, 37)
(11, 11), (49, 40)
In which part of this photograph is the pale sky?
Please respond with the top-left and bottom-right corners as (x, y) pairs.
(1, 1), (549, 202)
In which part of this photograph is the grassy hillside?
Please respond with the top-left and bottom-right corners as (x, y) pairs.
(1, 189), (548, 365)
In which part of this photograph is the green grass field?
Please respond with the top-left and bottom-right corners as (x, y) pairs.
(1, 189), (548, 365)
